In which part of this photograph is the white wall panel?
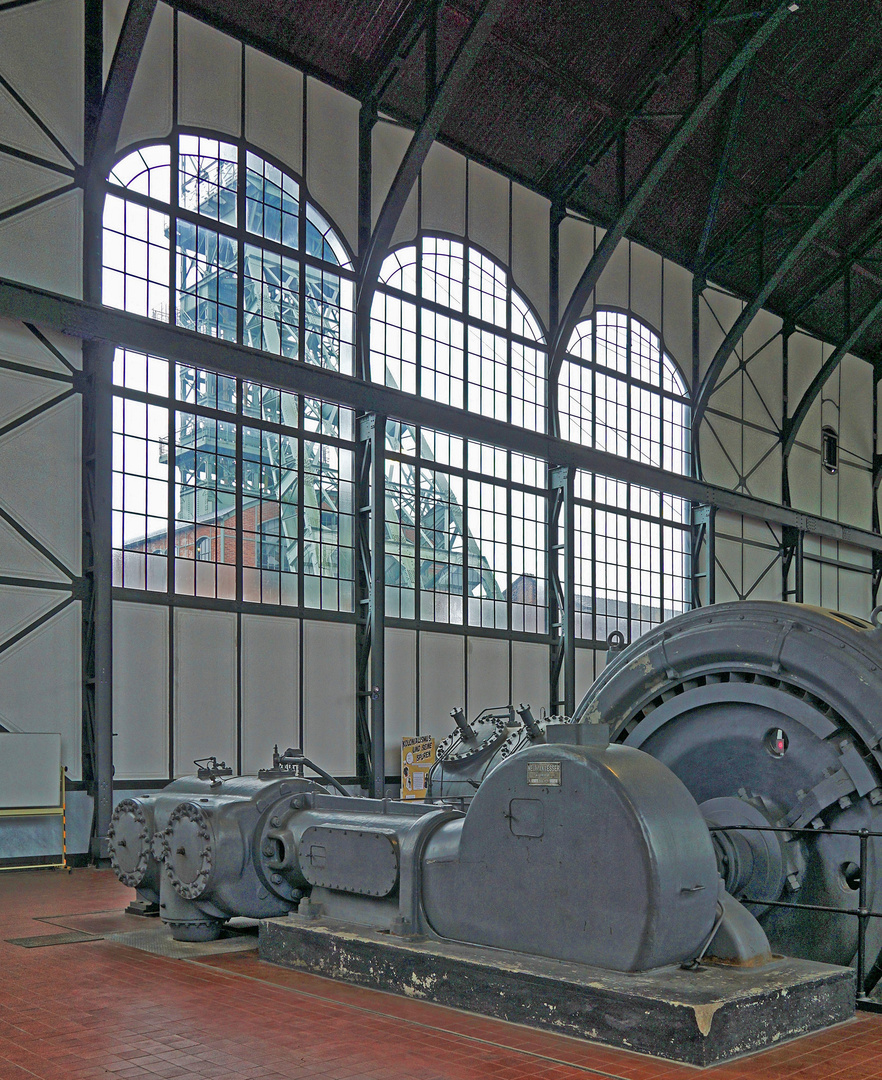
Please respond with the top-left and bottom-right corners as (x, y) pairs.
(0, 318), (79, 374)
(662, 258), (692, 383)
(575, 646), (599, 708)
(306, 79), (359, 256)
(112, 600), (168, 779)
(595, 239), (629, 308)
(385, 628), (416, 773)
(241, 614), (298, 775)
(118, 1), (173, 149)
(788, 445), (821, 516)
(788, 332), (824, 402)
(838, 463), (870, 531)
(0, 395), (81, 574)
(0, 602), (81, 778)
(840, 354), (873, 463)
(467, 636), (509, 717)
(0, 191), (82, 297)
(467, 161), (509, 266)
(421, 142), (466, 237)
(698, 414), (741, 489)
(245, 47), (302, 174)
(177, 14), (240, 138)
(419, 631), (464, 743)
(0, 517), (67, 583)
(0, 367), (68, 430)
(173, 608), (236, 776)
(371, 121), (417, 249)
(302, 620), (355, 777)
(510, 641), (549, 715)
(742, 311), (783, 427)
(629, 242), (662, 332)
(511, 183), (550, 329)
(559, 217), (595, 325)
(0, 82), (71, 170)
(0, 585), (66, 647)
(0, 0), (83, 161)
(0, 157), (70, 218)
(838, 568), (871, 619)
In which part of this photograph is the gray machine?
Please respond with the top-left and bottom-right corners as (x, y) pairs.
(109, 726), (770, 972)
(576, 600), (882, 978)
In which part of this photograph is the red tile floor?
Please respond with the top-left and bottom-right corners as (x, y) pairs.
(1, 868), (881, 1080)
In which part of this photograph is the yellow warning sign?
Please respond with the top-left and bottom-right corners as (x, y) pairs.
(401, 735), (435, 800)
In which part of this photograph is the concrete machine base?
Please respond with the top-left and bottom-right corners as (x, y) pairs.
(260, 915), (855, 1067)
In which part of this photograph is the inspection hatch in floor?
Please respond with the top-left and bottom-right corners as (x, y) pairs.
(6, 930), (103, 947)
(105, 923), (258, 959)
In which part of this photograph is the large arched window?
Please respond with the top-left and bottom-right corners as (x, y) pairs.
(105, 135), (356, 611)
(369, 239), (547, 632)
(559, 309), (691, 642)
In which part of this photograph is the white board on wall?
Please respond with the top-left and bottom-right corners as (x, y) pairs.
(302, 620), (355, 777)
(113, 600), (168, 780)
(173, 608), (236, 777)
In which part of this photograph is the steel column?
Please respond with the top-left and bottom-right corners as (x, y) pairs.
(356, 415), (386, 798)
(81, 0), (157, 859)
(549, 466), (575, 717)
(690, 503), (716, 607)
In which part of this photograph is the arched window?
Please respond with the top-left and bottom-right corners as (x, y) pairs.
(369, 238), (547, 631)
(558, 310), (691, 641)
(106, 135), (356, 611)
(371, 237), (545, 430)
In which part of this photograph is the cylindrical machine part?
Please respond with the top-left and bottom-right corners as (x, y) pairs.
(450, 708), (475, 741)
(427, 705), (569, 804)
(574, 600), (882, 973)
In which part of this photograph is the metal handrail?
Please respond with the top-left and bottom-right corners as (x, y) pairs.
(707, 822), (881, 1011)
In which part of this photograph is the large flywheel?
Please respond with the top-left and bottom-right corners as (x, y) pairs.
(574, 601), (882, 978)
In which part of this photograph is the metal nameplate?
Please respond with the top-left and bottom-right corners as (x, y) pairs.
(527, 761), (561, 786)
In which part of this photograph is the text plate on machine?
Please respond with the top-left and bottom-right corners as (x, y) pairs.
(527, 762), (561, 786)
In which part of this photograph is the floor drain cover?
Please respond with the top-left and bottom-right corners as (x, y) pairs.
(6, 931), (103, 948)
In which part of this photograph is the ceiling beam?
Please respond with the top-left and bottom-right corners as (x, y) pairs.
(359, 0), (439, 104)
(548, 2), (794, 397)
(550, 0), (731, 202)
(695, 66), (752, 274)
(694, 142), (882, 430)
(782, 289), (882, 457)
(704, 62), (882, 276)
(4, 273), (882, 554)
(356, 0), (505, 314)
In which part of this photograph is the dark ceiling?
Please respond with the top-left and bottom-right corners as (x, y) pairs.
(175, 0), (882, 368)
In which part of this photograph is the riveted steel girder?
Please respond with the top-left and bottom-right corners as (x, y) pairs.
(548, 3), (793, 397)
(6, 275), (882, 557)
(695, 143), (882, 430)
